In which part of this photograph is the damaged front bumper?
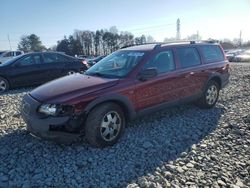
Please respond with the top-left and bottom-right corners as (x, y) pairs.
(21, 94), (81, 143)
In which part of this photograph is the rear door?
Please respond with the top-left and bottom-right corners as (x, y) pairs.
(175, 47), (206, 98)
(41, 53), (67, 81)
(134, 49), (184, 111)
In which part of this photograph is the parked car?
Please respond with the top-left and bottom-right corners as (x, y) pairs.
(77, 55), (88, 60)
(0, 51), (6, 55)
(21, 42), (229, 147)
(84, 55), (106, 68)
(77, 55), (96, 60)
(234, 50), (250, 62)
(225, 49), (244, 62)
(0, 52), (87, 92)
(0, 50), (24, 64)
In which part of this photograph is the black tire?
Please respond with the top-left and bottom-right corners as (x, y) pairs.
(85, 102), (125, 148)
(66, 70), (76, 75)
(196, 80), (220, 109)
(0, 76), (9, 93)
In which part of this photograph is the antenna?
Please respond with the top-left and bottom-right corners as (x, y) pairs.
(176, 18), (180, 40)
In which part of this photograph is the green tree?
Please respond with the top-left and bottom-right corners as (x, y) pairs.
(18, 34), (46, 52)
(68, 35), (83, 56)
(56, 37), (70, 55)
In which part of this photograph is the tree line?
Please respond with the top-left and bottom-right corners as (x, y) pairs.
(18, 26), (155, 56)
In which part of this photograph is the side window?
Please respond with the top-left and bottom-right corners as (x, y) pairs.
(144, 50), (175, 74)
(16, 51), (22, 56)
(18, 55), (41, 66)
(33, 55), (42, 64)
(177, 47), (201, 68)
(56, 54), (68, 62)
(3, 52), (13, 57)
(200, 45), (224, 63)
(19, 56), (34, 66)
(43, 53), (58, 63)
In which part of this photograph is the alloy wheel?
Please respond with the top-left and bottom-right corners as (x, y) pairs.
(206, 84), (218, 105)
(0, 79), (7, 92)
(100, 111), (121, 141)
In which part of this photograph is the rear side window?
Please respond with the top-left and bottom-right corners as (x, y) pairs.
(56, 54), (69, 62)
(43, 53), (69, 63)
(177, 47), (201, 68)
(200, 45), (224, 63)
(16, 51), (22, 56)
(144, 50), (175, 74)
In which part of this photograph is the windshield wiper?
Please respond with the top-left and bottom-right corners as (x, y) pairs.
(85, 72), (120, 78)
(85, 72), (105, 77)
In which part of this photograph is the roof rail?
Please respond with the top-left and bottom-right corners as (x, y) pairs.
(120, 42), (164, 49)
(120, 40), (220, 49)
(189, 40), (219, 44)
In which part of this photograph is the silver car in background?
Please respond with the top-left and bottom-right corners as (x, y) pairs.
(0, 50), (24, 64)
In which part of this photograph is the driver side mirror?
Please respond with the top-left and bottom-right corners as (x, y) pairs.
(138, 68), (158, 81)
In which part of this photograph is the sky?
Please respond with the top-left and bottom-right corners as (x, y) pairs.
(0, 0), (250, 50)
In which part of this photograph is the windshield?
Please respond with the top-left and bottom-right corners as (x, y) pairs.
(85, 51), (145, 78)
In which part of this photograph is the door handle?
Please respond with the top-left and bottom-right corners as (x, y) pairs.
(184, 72), (194, 78)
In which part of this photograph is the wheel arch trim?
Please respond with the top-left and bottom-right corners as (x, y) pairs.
(203, 73), (222, 92)
(83, 94), (137, 121)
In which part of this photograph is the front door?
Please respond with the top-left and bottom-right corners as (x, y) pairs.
(134, 49), (184, 111)
(11, 54), (44, 86)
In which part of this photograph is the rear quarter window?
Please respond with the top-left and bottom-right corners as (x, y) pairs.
(200, 45), (224, 63)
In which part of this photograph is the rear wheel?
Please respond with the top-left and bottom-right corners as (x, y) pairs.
(85, 102), (125, 148)
(0, 77), (9, 93)
(196, 80), (220, 109)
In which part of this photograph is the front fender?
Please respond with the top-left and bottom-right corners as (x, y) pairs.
(83, 93), (136, 121)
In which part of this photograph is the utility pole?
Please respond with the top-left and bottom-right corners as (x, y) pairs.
(239, 30), (242, 47)
(196, 30), (199, 41)
(176, 18), (180, 40)
(7, 34), (12, 50)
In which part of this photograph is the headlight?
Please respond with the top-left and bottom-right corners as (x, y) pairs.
(38, 104), (73, 116)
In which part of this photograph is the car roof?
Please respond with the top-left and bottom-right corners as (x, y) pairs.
(23, 52), (77, 59)
(121, 41), (220, 51)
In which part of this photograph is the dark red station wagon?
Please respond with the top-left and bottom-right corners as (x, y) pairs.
(21, 41), (230, 147)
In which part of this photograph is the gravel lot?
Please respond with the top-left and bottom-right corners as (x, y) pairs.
(0, 63), (249, 188)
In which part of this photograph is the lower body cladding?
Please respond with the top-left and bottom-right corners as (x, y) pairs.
(21, 94), (83, 143)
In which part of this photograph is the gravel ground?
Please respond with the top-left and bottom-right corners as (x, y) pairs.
(0, 63), (249, 188)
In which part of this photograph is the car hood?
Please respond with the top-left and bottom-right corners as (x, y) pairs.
(236, 54), (250, 58)
(30, 73), (119, 103)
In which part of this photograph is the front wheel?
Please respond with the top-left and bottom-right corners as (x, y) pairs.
(85, 103), (125, 148)
(0, 77), (9, 93)
(196, 80), (220, 109)
(67, 70), (76, 75)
